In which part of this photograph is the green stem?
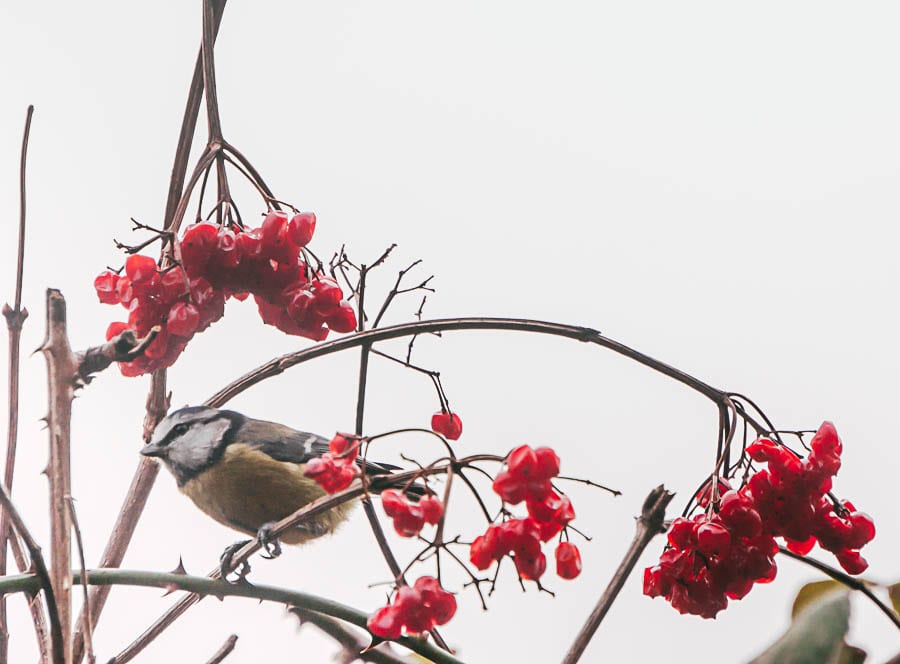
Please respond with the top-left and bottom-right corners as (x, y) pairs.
(0, 570), (463, 664)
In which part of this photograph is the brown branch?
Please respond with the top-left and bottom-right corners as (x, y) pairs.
(203, 634), (238, 664)
(204, 318), (726, 409)
(0, 104), (43, 662)
(67, 499), (95, 664)
(201, 0), (224, 144)
(561, 485), (674, 664)
(40, 289), (77, 663)
(777, 546), (900, 630)
(72, 4), (227, 661)
(73, 327), (161, 384)
(0, 477), (63, 664)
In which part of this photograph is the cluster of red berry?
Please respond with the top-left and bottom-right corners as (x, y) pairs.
(96, 254), (226, 376)
(430, 411), (462, 440)
(744, 424), (874, 572)
(643, 422), (875, 618)
(94, 211), (356, 375)
(470, 445), (582, 581)
(367, 576), (457, 639)
(303, 434), (360, 493)
(380, 489), (444, 537)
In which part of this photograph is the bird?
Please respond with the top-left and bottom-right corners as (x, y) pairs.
(140, 405), (413, 566)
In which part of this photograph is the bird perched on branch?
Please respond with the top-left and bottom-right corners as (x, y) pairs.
(141, 406), (413, 563)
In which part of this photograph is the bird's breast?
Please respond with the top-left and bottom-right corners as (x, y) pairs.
(180, 442), (352, 544)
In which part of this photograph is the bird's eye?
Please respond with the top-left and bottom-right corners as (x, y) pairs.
(173, 423), (189, 436)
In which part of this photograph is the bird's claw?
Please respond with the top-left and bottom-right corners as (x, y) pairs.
(257, 522), (282, 560)
(219, 539), (252, 581)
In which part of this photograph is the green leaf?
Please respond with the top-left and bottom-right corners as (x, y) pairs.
(791, 579), (845, 620)
(747, 592), (851, 664)
(888, 583), (900, 618)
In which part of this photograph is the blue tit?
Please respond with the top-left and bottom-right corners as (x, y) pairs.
(140, 406), (407, 552)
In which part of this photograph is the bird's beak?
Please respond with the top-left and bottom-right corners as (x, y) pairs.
(140, 442), (166, 458)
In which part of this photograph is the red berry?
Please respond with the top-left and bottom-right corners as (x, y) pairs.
(533, 447), (561, 479)
(259, 211), (296, 264)
(213, 228), (241, 269)
(696, 522), (731, 558)
(304, 454), (336, 479)
(310, 278), (343, 315)
(492, 470), (525, 504)
(105, 321), (129, 341)
(430, 411), (462, 440)
(328, 434), (358, 461)
(94, 271), (121, 304)
(180, 223), (219, 275)
(835, 549), (868, 575)
(125, 254), (158, 283)
(380, 489), (407, 518)
(287, 212), (316, 247)
(469, 535), (494, 570)
(159, 269), (187, 302)
(419, 495), (444, 525)
(286, 289), (314, 323)
(115, 277), (134, 307)
(507, 445), (537, 477)
(810, 421), (842, 457)
(367, 606), (402, 640)
(259, 210), (289, 245)
(166, 302), (200, 338)
(392, 504), (425, 537)
(514, 551), (546, 581)
(325, 301), (358, 333)
(235, 229), (263, 261)
(667, 518), (698, 549)
(555, 542), (582, 579)
(785, 536), (816, 555)
(718, 490), (762, 538)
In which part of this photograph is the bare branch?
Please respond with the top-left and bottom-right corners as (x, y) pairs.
(0, 103), (41, 663)
(778, 546), (900, 630)
(203, 634), (238, 664)
(562, 485), (674, 664)
(40, 289), (76, 663)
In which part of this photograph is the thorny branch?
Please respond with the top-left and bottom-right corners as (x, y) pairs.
(1, 104), (49, 663)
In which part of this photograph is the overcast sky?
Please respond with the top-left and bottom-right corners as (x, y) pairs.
(1, 2), (899, 662)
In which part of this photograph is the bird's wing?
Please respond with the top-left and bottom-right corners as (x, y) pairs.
(240, 418), (402, 478)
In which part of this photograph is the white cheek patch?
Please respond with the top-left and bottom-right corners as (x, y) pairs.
(167, 417), (234, 470)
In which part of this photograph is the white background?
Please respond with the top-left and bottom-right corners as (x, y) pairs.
(1, 2), (899, 662)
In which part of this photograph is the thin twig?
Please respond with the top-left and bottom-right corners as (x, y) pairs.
(561, 485), (674, 664)
(66, 498), (95, 664)
(0, 104), (43, 662)
(203, 634), (238, 664)
(777, 546), (900, 630)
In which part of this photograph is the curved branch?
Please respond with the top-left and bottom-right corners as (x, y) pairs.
(0, 570), (464, 664)
(204, 317), (727, 408)
(778, 546), (900, 630)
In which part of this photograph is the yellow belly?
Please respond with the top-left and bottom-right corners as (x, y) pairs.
(180, 443), (354, 544)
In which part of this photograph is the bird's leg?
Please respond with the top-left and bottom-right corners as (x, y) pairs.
(219, 539), (252, 580)
(257, 522), (283, 559)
